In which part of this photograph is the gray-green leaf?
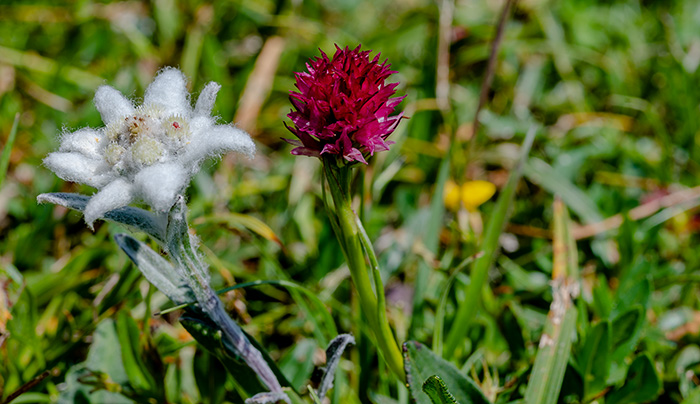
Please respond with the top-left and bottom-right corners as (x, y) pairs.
(318, 334), (355, 401)
(113, 233), (192, 305)
(37, 192), (167, 242)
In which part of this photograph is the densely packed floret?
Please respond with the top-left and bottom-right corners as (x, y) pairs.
(285, 45), (405, 164)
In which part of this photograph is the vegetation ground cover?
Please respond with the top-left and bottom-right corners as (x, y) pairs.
(1, 0), (699, 403)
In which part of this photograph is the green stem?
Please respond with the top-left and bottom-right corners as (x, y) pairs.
(355, 215), (386, 326)
(355, 213), (398, 375)
(323, 161), (404, 381)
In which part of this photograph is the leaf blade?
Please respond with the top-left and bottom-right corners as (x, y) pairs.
(113, 233), (193, 305)
(37, 192), (167, 242)
(0, 112), (20, 189)
(523, 199), (579, 404)
(422, 375), (461, 404)
(403, 340), (490, 404)
(445, 126), (537, 356)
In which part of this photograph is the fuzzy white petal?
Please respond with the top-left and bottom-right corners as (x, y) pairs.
(45, 68), (256, 218)
(144, 68), (190, 117)
(94, 85), (134, 125)
(194, 82), (221, 117)
(134, 163), (187, 212)
(44, 152), (115, 188)
(183, 125), (255, 167)
(59, 128), (104, 159)
(84, 179), (134, 228)
(189, 115), (215, 134)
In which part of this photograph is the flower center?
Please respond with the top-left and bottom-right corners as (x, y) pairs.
(103, 106), (191, 171)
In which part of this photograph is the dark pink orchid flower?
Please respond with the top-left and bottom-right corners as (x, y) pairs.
(285, 45), (405, 164)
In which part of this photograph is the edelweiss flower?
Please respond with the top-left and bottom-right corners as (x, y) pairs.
(44, 67), (255, 227)
(284, 45), (405, 164)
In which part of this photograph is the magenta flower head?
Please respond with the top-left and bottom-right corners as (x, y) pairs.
(285, 45), (405, 165)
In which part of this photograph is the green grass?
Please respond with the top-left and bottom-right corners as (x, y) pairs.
(2, 0), (700, 403)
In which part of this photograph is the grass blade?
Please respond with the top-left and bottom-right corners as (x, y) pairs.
(523, 198), (579, 404)
(432, 251), (483, 355)
(410, 150), (450, 337)
(444, 126), (537, 357)
(0, 113), (20, 189)
(523, 157), (604, 224)
(0, 46), (103, 89)
(194, 213), (283, 246)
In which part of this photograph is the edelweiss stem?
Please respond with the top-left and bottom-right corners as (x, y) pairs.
(167, 200), (285, 398)
(221, 296), (282, 385)
(187, 267), (283, 395)
(323, 162), (404, 380)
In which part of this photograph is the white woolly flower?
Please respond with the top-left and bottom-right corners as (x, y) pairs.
(44, 67), (255, 228)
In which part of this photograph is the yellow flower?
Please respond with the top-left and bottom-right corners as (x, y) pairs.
(444, 179), (462, 211)
(461, 180), (496, 211)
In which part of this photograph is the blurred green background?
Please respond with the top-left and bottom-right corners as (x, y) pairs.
(1, 0), (700, 403)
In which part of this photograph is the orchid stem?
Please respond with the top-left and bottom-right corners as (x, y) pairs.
(323, 161), (404, 381)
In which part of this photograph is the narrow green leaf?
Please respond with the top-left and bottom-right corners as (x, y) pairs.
(193, 350), (227, 404)
(0, 45), (103, 88)
(403, 341), (490, 404)
(0, 112), (19, 189)
(433, 252), (482, 355)
(445, 126), (537, 357)
(3, 392), (52, 403)
(116, 311), (156, 393)
(524, 310), (577, 404)
(422, 375), (461, 404)
(611, 307), (642, 348)
(577, 320), (612, 399)
(279, 339), (317, 392)
(523, 157), (604, 224)
(308, 386), (322, 404)
(612, 275), (651, 319)
(286, 389), (308, 404)
(410, 151), (450, 336)
(1, 262), (23, 285)
(181, 16), (205, 83)
(195, 213), (283, 246)
(523, 199), (579, 404)
(153, 0), (181, 47)
(592, 273), (614, 320)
